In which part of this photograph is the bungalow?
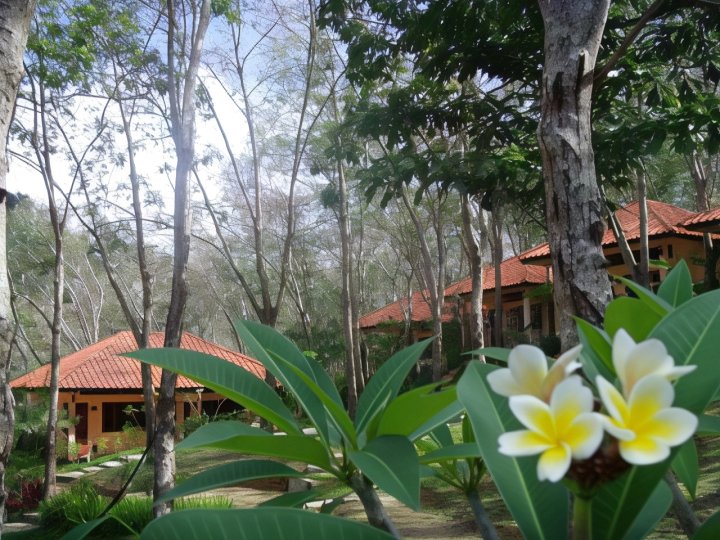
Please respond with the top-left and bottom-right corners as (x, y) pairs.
(360, 200), (718, 349)
(11, 331), (265, 451)
(359, 255), (551, 348)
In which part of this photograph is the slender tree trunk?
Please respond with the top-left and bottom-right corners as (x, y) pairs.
(689, 152), (719, 290)
(636, 167), (650, 288)
(349, 473), (401, 538)
(0, 0), (35, 520)
(154, 0), (211, 517)
(491, 201), (503, 348)
(537, 0), (613, 348)
(461, 195), (485, 354)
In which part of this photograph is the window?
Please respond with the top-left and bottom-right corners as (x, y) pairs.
(506, 307), (524, 332)
(102, 402), (145, 432)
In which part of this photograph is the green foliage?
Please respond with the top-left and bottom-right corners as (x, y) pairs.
(537, 334), (561, 357)
(441, 321), (463, 371)
(106, 496), (153, 535)
(127, 320), (454, 533)
(39, 480), (109, 535)
(173, 495), (233, 511)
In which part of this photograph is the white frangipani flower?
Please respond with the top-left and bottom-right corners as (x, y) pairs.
(487, 343), (583, 402)
(612, 329), (695, 395)
(596, 375), (697, 465)
(498, 377), (604, 482)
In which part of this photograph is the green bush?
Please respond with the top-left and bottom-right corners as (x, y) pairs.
(174, 495), (233, 510)
(442, 320), (463, 371)
(106, 495), (153, 535)
(538, 334), (561, 357)
(39, 479), (108, 534)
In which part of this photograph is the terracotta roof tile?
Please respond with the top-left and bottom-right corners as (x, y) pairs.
(519, 200), (709, 263)
(11, 331), (265, 391)
(682, 207), (720, 229)
(360, 255), (548, 329)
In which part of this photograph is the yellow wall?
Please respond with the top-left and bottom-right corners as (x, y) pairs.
(25, 389), (227, 449)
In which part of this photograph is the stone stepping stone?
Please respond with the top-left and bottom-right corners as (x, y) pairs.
(304, 499), (340, 509)
(303, 465), (325, 474)
(99, 460), (124, 468)
(301, 427), (318, 436)
(57, 471), (85, 483)
(122, 454), (143, 462)
(84, 466), (104, 473)
(4, 522), (39, 533)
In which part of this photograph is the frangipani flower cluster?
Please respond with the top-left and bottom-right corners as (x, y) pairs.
(488, 329), (698, 483)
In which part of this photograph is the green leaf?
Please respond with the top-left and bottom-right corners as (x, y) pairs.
(693, 508), (720, 540)
(60, 517), (116, 540)
(612, 276), (673, 316)
(355, 338), (433, 435)
(469, 347), (510, 363)
(269, 351), (357, 447)
(590, 461), (671, 540)
(259, 490), (324, 508)
(140, 508), (394, 539)
(376, 383), (458, 440)
(604, 296), (663, 341)
(458, 362), (568, 540)
(349, 435), (420, 510)
(698, 414), (720, 434)
(651, 289), (720, 414)
(657, 260), (693, 307)
(672, 440), (698, 499)
(429, 423), (454, 448)
(620, 481), (673, 540)
(575, 318), (614, 380)
(158, 459), (304, 503)
(125, 349), (299, 435)
(178, 422), (333, 470)
(234, 321), (336, 447)
(419, 443), (481, 465)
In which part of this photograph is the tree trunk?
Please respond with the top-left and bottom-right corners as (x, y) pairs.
(537, 0), (613, 349)
(0, 0), (35, 519)
(636, 167), (650, 288)
(461, 195), (485, 355)
(689, 151), (719, 291)
(154, 0), (211, 517)
(491, 199), (504, 348)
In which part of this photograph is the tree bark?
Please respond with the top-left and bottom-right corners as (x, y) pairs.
(537, 0), (613, 348)
(689, 151), (719, 291)
(461, 195), (485, 354)
(0, 0), (35, 519)
(154, 0), (211, 517)
(491, 198), (503, 348)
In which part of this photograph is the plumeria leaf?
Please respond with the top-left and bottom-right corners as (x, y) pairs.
(657, 260), (693, 307)
(140, 508), (394, 539)
(349, 436), (420, 510)
(590, 460), (672, 540)
(672, 440), (698, 500)
(604, 297), (663, 342)
(470, 347), (510, 363)
(619, 481), (673, 540)
(651, 289), (720, 414)
(355, 338), (433, 435)
(575, 318), (615, 380)
(612, 276), (673, 316)
(376, 383), (459, 440)
(234, 320), (336, 447)
(419, 443), (481, 465)
(157, 459), (305, 503)
(693, 509), (720, 540)
(458, 362), (568, 540)
(124, 349), (299, 435)
(258, 490), (324, 508)
(698, 414), (720, 435)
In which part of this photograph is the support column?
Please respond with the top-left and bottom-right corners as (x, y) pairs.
(523, 297), (531, 339)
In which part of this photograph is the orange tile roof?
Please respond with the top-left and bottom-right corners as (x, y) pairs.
(11, 331), (265, 391)
(360, 256), (548, 329)
(519, 200), (708, 263)
(682, 207), (720, 229)
(444, 255), (548, 297)
(359, 291), (457, 329)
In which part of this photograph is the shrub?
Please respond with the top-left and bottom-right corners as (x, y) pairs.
(39, 480), (108, 534)
(107, 495), (153, 535)
(538, 334), (561, 357)
(174, 495), (233, 510)
(5, 478), (43, 514)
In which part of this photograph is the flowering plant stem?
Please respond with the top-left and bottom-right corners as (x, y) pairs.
(572, 495), (592, 540)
